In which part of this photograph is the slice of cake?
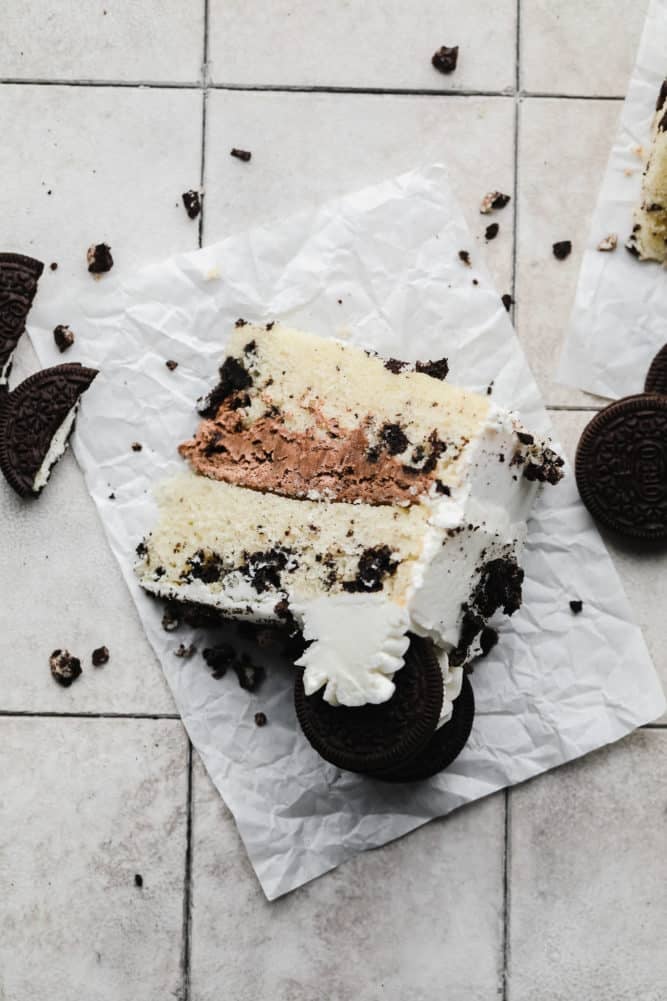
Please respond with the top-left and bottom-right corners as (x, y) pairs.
(136, 323), (563, 710)
(627, 80), (667, 262)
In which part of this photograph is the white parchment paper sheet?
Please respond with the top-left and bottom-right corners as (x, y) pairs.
(29, 164), (665, 899)
(559, 0), (667, 399)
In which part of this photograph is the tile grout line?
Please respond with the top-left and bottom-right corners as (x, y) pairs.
(0, 710), (181, 720)
(0, 78), (626, 101)
(509, 0), (521, 329)
(502, 787), (512, 1001)
(181, 741), (194, 1001)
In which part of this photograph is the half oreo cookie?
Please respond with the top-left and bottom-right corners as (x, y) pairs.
(575, 393), (667, 539)
(0, 363), (98, 497)
(645, 344), (667, 396)
(0, 253), (44, 386)
(294, 634), (444, 775)
(374, 674), (475, 782)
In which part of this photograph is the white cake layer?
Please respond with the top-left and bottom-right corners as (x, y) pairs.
(628, 84), (667, 262)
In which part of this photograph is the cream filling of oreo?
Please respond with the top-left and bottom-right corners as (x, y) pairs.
(0, 352), (15, 385)
(32, 403), (78, 493)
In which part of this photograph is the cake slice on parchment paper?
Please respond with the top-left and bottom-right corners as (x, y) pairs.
(627, 80), (667, 262)
(136, 323), (563, 729)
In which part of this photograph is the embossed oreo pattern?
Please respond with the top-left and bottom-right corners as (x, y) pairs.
(294, 634), (443, 774)
(644, 344), (667, 396)
(0, 254), (44, 384)
(575, 394), (667, 539)
(0, 364), (98, 496)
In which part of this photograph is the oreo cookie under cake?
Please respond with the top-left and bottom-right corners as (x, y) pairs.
(136, 324), (563, 770)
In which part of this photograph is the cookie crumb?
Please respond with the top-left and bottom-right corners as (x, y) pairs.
(569, 599), (583, 614)
(458, 250), (471, 266)
(165, 359), (178, 371)
(597, 233), (618, 252)
(108, 492), (115, 500)
(175, 643), (197, 658)
(234, 652), (265, 692)
(182, 190), (202, 220)
(254, 711), (267, 727)
(131, 441), (143, 452)
(134, 874), (143, 888)
(501, 293), (514, 311)
(49, 262), (58, 271)
(50, 649), (82, 688)
(431, 45), (459, 74)
(230, 148), (252, 162)
(480, 191), (511, 214)
(92, 645), (109, 667)
(485, 223), (500, 241)
(161, 605), (181, 632)
(53, 324), (75, 353)
(552, 240), (572, 261)
(87, 243), (114, 274)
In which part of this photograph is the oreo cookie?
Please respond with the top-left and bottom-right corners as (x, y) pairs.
(0, 253), (44, 386)
(575, 394), (667, 539)
(645, 344), (667, 396)
(294, 634), (444, 774)
(0, 363), (98, 497)
(374, 674), (474, 783)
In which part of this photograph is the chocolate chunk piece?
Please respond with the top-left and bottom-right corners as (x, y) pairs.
(552, 240), (572, 260)
(53, 324), (75, 353)
(485, 223), (500, 241)
(480, 191), (511, 214)
(575, 394), (667, 539)
(230, 148), (252, 162)
(0, 364), (98, 497)
(644, 344), (667, 396)
(254, 711), (267, 727)
(431, 45), (459, 74)
(182, 189), (202, 220)
(294, 634), (444, 774)
(50, 649), (82, 688)
(375, 674), (475, 782)
(415, 357), (449, 381)
(569, 600), (583, 614)
(0, 253), (44, 386)
(92, 645), (109, 666)
(87, 243), (113, 274)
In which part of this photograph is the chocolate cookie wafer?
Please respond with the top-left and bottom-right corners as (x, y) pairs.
(375, 674), (475, 782)
(0, 253), (44, 386)
(645, 344), (667, 396)
(294, 634), (443, 775)
(575, 394), (667, 540)
(0, 363), (98, 497)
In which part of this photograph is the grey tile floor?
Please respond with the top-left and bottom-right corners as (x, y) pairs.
(1, 2), (665, 999)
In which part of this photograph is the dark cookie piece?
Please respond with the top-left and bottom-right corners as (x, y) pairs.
(569, 600), (583, 614)
(415, 357), (449, 381)
(374, 674), (474, 782)
(174, 643), (197, 658)
(92, 645), (109, 666)
(552, 240), (572, 261)
(234, 653), (265, 692)
(254, 711), (267, 727)
(485, 223), (499, 241)
(134, 874), (143, 888)
(203, 643), (236, 679)
(230, 148), (252, 162)
(342, 545), (397, 593)
(575, 394), (667, 539)
(431, 45), (459, 74)
(480, 191), (511, 214)
(458, 250), (471, 266)
(166, 359), (178, 371)
(644, 344), (667, 396)
(50, 649), (82, 688)
(0, 253), (44, 385)
(182, 190), (202, 220)
(294, 634), (444, 775)
(0, 364), (98, 497)
(197, 355), (252, 418)
(473, 556), (524, 618)
(501, 293), (514, 312)
(53, 324), (75, 353)
(87, 243), (113, 274)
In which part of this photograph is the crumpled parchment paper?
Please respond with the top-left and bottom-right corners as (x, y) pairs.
(558, 0), (667, 399)
(29, 164), (665, 899)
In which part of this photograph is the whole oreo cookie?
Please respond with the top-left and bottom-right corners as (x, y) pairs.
(575, 394), (667, 539)
(0, 253), (44, 385)
(374, 674), (475, 783)
(644, 344), (667, 396)
(294, 634), (443, 774)
(0, 363), (98, 497)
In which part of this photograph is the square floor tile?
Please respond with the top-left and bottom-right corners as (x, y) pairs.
(208, 0), (516, 92)
(190, 756), (505, 1001)
(516, 98), (623, 406)
(548, 410), (667, 722)
(521, 0), (648, 97)
(204, 90), (516, 297)
(508, 728), (667, 1001)
(0, 718), (188, 1001)
(1, 1), (204, 82)
(0, 444), (175, 713)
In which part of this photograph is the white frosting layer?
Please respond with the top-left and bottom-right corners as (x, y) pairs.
(32, 403), (79, 493)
